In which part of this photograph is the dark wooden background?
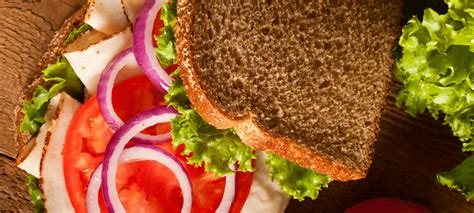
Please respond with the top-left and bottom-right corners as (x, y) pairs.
(0, 0), (473, 212)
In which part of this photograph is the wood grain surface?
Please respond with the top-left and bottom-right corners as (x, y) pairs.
(0, 0), (84, 158)
(1, 0), (474, 212)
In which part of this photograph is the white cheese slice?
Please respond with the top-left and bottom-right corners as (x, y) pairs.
(85, 0), (130, 35)
(17, 97), (60, 178)
(41, 93), (81, 212)
(242, 151), (290, 213)
(64, 28), (142, 96)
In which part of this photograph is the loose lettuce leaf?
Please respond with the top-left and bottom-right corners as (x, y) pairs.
(154, 0), (177, 68)
(20, 59), (83, 135)
(437, 155), (474, 200)
(26, 175), (44, 213)
(265, 153), (332, 201)
(395, 0), (474, 199)
(63, 23), (92, 45)
(395, 0), (474, 149)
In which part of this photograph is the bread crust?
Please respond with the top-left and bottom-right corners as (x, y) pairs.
(175, 0), (371, 181)
(14, 5), (88, 163)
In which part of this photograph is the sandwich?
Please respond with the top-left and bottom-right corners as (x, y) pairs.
(14, 0), (405, 212)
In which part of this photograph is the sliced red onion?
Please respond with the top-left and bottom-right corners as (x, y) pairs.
(87, 144), (192, 212)
(133, 0), (171, 91)
(101, 107), (183, 212)
(97, 48), (174, 143)
(89, 152), (237, 213)
(86, 164), (103, 213)
(216, 166), (237, 213)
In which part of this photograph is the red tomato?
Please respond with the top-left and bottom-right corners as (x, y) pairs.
(63, 76), (253, 213)
(345, 198), (431, 213)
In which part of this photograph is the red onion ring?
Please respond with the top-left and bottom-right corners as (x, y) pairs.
(216, 166), (237, 213)
(97, 48), (173, 143)
(87, 144), (192, 213)
(133, 0), (171, 91)
(86, 164), (102, 213)
(88, 153), (238, 213)
(101, 107), (183, 212)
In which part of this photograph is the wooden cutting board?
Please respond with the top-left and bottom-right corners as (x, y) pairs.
(0, 1), (473, 212)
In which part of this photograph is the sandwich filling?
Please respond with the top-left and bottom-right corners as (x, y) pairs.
(16, 0), (474, 210)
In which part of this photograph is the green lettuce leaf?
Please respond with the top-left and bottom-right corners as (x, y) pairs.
(20, 59), (83, 135)
(166, 71), (255, 176)
(165, 70), (190, 112)
(63, 23), (92, 45)
(20, 87), (49, 134)
(171, 108), (255, 176)
(26, 175), (44, 213)
(437, 155), (474, 200)
(154, 0), (177, 68)
(265, 153), (332, 201)
(43, 59), (84, 100)
(395, 0), (474, 149)
(395, 0), (474, 199)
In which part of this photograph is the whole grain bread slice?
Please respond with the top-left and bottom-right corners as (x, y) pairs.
(14, 5), (88, 163)
(175, 0), (404, 181)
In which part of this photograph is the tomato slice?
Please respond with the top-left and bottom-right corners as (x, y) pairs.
(63, 76), (253, 213)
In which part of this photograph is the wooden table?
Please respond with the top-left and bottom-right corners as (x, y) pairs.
(0, 1), (473, 212)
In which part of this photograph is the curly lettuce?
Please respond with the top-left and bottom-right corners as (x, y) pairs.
(265, 153), (331, 201)
(395, 0), (474, 199)
(395, 0), (474, 149)
(154, 0), (177, 68)
(166, 71), (255, 176)
(165, 70), (190, 112)
(171, 109), (256, 176)
(20, 59), (83, 135)
(25, 175), (44, 213)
